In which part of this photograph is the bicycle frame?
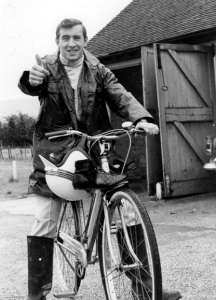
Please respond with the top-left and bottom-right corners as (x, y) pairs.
(54, 190), (103, 269)
(46, 126), (146, 297)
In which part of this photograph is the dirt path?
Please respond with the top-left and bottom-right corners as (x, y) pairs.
(1, 192), (216, 299)
(0, 196), (105, 300)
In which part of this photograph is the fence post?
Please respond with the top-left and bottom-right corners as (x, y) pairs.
(12, 160), (17, 181)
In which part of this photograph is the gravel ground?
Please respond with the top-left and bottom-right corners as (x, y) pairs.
(1, 192), (216, 299)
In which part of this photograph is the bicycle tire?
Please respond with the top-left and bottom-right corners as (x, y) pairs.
(54, 200), (83, 292)
(98, 188), (162, 300)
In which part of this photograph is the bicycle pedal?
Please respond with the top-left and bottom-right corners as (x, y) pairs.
(54, 290), (83, 299)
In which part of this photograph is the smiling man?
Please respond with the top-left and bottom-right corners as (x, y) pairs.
(18, 19), (181, 300)
(56, 24), (87, 61)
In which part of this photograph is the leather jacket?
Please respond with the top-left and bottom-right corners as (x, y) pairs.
(18, 49), (154, 196)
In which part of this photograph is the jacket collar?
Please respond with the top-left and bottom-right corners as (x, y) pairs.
(83, 49), (99, 66)
(45, 49), (99, 66)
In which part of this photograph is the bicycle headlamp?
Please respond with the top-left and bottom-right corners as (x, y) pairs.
(206, 136), (212, 156)
(206, 135), (216, 157)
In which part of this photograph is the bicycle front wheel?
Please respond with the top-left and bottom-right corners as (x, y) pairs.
(98, 188), (162, 300)
(54, 200), (83, 293)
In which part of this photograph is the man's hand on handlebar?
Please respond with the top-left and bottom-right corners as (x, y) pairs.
(135, 120), (159, 135)
(29, 54), (49, 86)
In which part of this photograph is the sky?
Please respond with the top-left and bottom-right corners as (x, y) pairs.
(0, 0), (132, 102)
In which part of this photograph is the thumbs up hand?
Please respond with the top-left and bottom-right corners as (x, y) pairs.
(29, 54), (49, 86)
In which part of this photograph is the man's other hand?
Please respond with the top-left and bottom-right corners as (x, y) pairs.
(135, 120), (159, 135)
(29, 54), (49, 86)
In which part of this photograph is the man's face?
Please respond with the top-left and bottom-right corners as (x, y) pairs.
(56, 25), (87, 62)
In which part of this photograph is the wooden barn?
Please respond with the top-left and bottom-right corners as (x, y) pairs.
(86, 0), (216, 198)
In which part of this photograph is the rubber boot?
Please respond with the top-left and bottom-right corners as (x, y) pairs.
(27, 236), (54, 300)
(117, 224), (182, 300)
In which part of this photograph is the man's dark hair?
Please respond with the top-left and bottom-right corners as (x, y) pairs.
(56, 18), (87, 41)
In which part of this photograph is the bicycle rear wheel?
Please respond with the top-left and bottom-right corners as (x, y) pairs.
(98, 188), (162, 300)
(54, 200), (84, 292)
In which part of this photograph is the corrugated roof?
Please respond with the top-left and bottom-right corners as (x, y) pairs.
(86, 0), (216, 57)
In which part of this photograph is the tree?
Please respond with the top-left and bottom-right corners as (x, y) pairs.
(8, 116), (16, 146)
(1, 113), (36, 147)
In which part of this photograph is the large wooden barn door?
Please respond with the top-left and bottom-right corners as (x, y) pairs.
(154, 43), (216, 197)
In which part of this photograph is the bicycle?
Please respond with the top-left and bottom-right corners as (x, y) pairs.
(39, 121), (162, 300)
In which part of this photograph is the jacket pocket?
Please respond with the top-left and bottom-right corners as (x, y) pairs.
(88, 83), (97, 94)
(47, 82), (59, 93)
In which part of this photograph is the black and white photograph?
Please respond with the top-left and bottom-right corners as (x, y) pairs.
(1, 1), (216, 299)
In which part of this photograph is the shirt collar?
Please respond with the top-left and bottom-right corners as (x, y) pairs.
(59, 54), (84, 68)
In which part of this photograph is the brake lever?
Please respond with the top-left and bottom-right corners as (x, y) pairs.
(122, 121), (145, 135)
(130, 128), (146, 135)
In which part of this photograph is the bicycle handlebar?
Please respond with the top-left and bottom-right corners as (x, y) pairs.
(45, 123), (144, 141)
(45, 130), (69, 137)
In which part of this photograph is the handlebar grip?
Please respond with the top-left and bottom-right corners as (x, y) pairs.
(45, 130), (68, 137)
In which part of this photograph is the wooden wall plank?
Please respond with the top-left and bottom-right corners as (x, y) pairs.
(165, 108), (213, 122)
(106, 58), (141, 70)
(154, 44), (171, 196)
(211, 53), (216, 125)
(174, 121), (208, 164)
(168, 50), (212, 107)
(159, 44), (213, 53)
(170, 177), (216, 197)
(141, 46), (163, 195)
